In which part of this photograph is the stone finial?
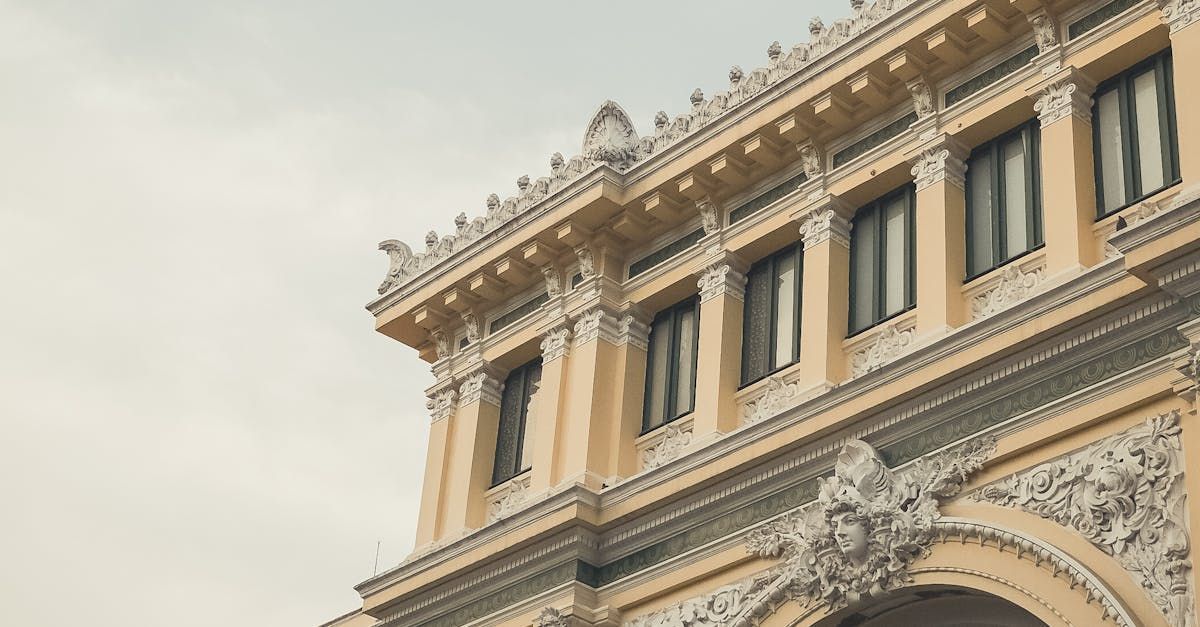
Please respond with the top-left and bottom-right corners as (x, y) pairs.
(809, 16), (825, 37)
(729, 65), (744, 85)
(653, 111), (669, 131)
(454, 212), (467, 229)
(690, 88), (705, 107)
(767, 40), (782, 61)
(850, 0), (864, 11)
(581, 100), (642, 169)
(424, 230), (438, 250)
(486, 193), (500, 212)
(516, 175), (530, 192)
(549, 151), (565, 174)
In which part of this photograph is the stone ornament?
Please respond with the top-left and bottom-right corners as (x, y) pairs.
(697, 197), (722, 235)
(462, 312), (481, 343)
(974, 411), (1194, 627)
(798, 144), (823, 179)
(543, 266), (563, 298)
(1033, 79), (1092, 127)
(626, 578), (767, 627)
(970, 264), (1046, 320)
(743, 437), (996, 612)
(459, 370), (502, 406)
(486, 475), (532, 524)
(576, 246), (596, 279)
(848, 323), (914, 377)
(376, 0), (926, 297)
(742, 376), (800, 426)
(540, 325), (572, 363)
(1159, 0), (1200, 33)
(797, 207), (851, 250)
(574, 308), (620, 346)
(697, 263), (747, 303)
(425, 388), (457, 422)
(431, 329), (450, 360)
(908, 79), (935, 118)
(1029, 11), (1059, 52)
(642, 423), (693, 471)
(909, 147), (965, 192)
(533, 607), (567, 627)
(617, 314), (651, 351)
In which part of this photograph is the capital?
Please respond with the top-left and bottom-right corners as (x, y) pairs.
(797, 196), (853, 249)
(1158, 0), (1200, 34)
(573, 306), (621, 347)
(458, 363), (503, 406)
(1028, 66), (1095, 128)
(616, 310), (651, 351)
(425, 387), (458, 422)
(540, 324), (572, 363)
(906, 133), (967, 192)
(696, 257), (748, 303)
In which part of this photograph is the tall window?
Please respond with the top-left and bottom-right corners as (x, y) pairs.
(491, 359), (542, 485)
(742, 243), (802, 385)
(644, 297), (699, 431)
(1093, 49), (1179, 216)
(966, 120), (1044, 278)
(850, 185), (915, 335)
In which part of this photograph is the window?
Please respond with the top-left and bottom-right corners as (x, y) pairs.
(491, 359), (542, 485)
(643, 297), (699, 431)
(742, 243), (803, 385)
(849, 185), (916, 335)
(966, 120), (1044, 278)
(1093, 50), (1180, 216)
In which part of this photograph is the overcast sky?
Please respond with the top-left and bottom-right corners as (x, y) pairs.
(0, 1), (846, 625)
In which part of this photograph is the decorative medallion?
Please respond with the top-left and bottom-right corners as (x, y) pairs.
(582, 100), (642, 170)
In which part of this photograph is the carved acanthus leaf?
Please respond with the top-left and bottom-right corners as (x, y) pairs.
(742, 376), (800, 425)
(974, 411), (1194, 627)
(540, 326), (572, 362)
(1034, 79), (1091, 126)
(848, 324), (914, 377)
(641, 423), (693, 470)
(970, 264), (1045, 320)
(486, 476), (532, 524)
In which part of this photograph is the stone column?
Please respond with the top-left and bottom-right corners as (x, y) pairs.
(690, 255), (748, 442)
(1161, 0), (1200, 189)
(907, 133), (968, 337)
(554, 306), (625, 489)
(440, 362), (503, 534)
(414, 381), (457, 545)
(606, 311), (650, 481)
(796, 195), (853, 391)
(1028, 66), (1098, 276)
(529, 322), (571, 493)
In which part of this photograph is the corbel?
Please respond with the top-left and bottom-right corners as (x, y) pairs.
(708, 149), (755, 186)
(467, 271), (506, 301)
(741, 132), (787, 168)
(676, 169), (721, 201)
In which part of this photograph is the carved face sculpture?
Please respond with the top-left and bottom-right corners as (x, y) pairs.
(832, 511), (870, 565)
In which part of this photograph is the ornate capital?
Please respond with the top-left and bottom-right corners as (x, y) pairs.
(617, 313), (650, 351)
(798, 206), (851, 249)
(425, 388), (458, 422)
(974, 411), (1193, 627)
(573, 307), (621, 346)
(540, 325), (572, 362)
(1159, 0), (1200, 33)
(458, 367), (502, 406)
(1031, 69), (1094, 127)
(908, 141), (966, 192)
(696, 262), (747, 303)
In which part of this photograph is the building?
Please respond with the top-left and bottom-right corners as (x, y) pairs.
(344, 0), (1200, 624)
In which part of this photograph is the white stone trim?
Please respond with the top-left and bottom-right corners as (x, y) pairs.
(696, 263), (747, 303)
(540, 325), (572, 363)
(485, 474), (534, 524)
(797, 206), (852, 249)
(636, 419), (695, 472)
(573, 308), (621, 346)
(459, 367), (503, 406)
(845, 314), (918, 378)
(965, 255), (1048, 321)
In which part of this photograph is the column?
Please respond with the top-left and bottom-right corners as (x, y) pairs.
(439, 362), (503, 534)
(796, 195), (853, 390)
(1161, 1), (1200, 188)
(907, 134), (968, 337)
(691, 254), (748, 442)
(414, 382), (456, 545)
(528, 321), (570, 493)
(557, 306), (623, 489)
(1029, 66), (1099, 275)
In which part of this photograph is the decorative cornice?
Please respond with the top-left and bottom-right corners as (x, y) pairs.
(908, 137), (966, 192)
(425, 388), (458, 422)
(573, 308), (621, 346)
(374, 0), (929, 298)
(974, 411), (1194, 627)
(696, 263), (747, 303)
(641, 423), (693, 471)
(1032, 69), (1095, 127)
(970, 263), (1046, 320)
(540, 325), (572, 363)
(1159, 0), (1200, 33)
(797, 206), (851, 249)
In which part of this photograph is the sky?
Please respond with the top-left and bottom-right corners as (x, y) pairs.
(0, 1), (846, 625)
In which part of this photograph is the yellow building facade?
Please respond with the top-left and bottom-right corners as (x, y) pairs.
(345, 0), (1200, 624)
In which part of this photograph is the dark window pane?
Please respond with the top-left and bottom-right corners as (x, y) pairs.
(742, 262), (772, 383)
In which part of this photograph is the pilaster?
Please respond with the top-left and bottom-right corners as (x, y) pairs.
(606, 310), (650, 481)
(414, 380), (457, 545)
(795, 194), (853, 391)
(529, 319), (571, 493)
(556, 306), (624, 489)
(691, 254), (748, 443)
(1029, 66), (1099, 276)
(907, 132), (968, 338)
(1161, 0), (1200, 192)
(440, 362), (503, 535)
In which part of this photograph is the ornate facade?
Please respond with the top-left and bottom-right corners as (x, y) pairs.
(332, 0), (1200, 625)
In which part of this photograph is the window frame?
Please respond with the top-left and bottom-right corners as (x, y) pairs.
(740, 242), (803, 387)
(848, 184), (917, 336)
(964, 119), (1045, 280)
(1092, 49), (1180, 218)
(490, 358), (542, 486)
(642, 296), (700, 433)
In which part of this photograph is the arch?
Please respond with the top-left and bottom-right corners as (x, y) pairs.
(803, 584), (1045, 627)
(733, 517), (1137, 627)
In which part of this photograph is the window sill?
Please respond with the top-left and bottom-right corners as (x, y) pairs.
(1096, 179), (1183, 221)
(963, 244), (1046, 286)
(846, 304), (917, 341)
